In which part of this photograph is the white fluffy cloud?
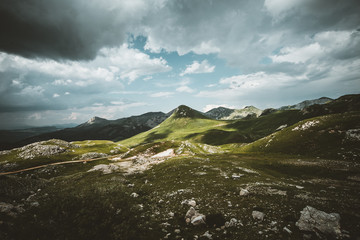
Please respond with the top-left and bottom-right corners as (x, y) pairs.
(176, 85), (194, 93)
(150, 92), (174, 98)
(180, 60), (215, 76)
(0, 44), (171, 85)
(271, 43), (323, 64)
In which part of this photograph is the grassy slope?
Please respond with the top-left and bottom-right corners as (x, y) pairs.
(120, 107), (307, 148)
(0, 140), (128, 172)
(240, 111), (360, 159)
(119, 106), (227, 147)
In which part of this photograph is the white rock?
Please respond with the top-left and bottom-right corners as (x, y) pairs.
(130, 192), (139, 198)
(296, 206), (341, 238)
(181, 199), (196, 207)
(283, 226), (292, 234)
(151, 149), (175, 158)
(240, 188), (249, 196)
(231, 174), (243, 179)
(185, 207), (196, 219)
(201, 231), (212, 239)
(191, 215), (206, 226)
(252, 211), (265, 221)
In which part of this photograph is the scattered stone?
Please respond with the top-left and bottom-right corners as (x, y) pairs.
(296, 206), (341, 238)
(87, 164), (119, 174)
(185, 207), (196, 219)
(0, 202), (24, 217)
(30, 201), (40, 207)
(201, 231), (212, 239)
(168, 212), (174, 218)
(276, 124), (288, 131)
(174, 229), (181, 234)
(161, 222), (171, 228)
(130, 192), (139, 198)
(345, 129), (360, 141)
(127, 183), (134, 187)
(283, 226), (292, 234)
(185, 207), (206, 226)
(252, 211), (265, 221)
(151, 149), (175, 158)
(231, 174), (244, 179)
(225, 218), (239, 228)
(80, 152), (108, 160)
(296, 185), (304, 189)
(18, 143), (67, 159)
(164, 233), (171, 239)
(239, 188), (249, 196)
(292, 120), (320, 131)
(267, 188), (287, 196)
(181, 199), (196, 207)
(192, 215), (206, 226)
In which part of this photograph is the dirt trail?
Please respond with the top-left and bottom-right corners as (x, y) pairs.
(0, 155), (121, 176)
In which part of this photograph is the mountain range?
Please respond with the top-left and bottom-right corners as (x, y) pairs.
(0, 95), (352, 150)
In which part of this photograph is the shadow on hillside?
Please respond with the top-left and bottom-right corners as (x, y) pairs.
(142, 130), (172, 144)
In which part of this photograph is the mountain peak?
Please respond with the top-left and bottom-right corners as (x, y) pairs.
(84, 116), (107, 125)
(172, 105), (208, 119)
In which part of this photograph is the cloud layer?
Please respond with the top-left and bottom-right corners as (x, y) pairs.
(0, 0), (359, 128)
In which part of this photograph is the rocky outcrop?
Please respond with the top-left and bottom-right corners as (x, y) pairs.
(296, 206), (342, 238)
(185, 207), (206, 226)
(16, 139), (75, 159)
(79, 152), (108, 160)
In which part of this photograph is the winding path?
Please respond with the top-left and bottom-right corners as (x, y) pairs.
(0, 155), (121, 176)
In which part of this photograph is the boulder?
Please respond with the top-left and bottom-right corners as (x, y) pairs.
(240, 188), (249, 196)
(185, 207), (206, 226)
(296, 206), (341, 238)
(252, 210), (265, 221)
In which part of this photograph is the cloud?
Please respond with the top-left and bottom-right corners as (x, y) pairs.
(53, 93), (60, 98)
(102, 46), (172, 83)
(180, 60), (215, 76)
(271, 43), (323, 64)
(150, 92), (174, 98)
(176, 85), (194, 93)
(0, 0), (163, 60)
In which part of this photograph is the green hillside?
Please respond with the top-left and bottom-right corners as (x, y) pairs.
(240, 111), (360, 159)
(120, 106), (308, 147)
(119, 105), (227, 147)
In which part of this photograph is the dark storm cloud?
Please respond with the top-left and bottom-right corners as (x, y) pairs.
(0, 0), (137, 60)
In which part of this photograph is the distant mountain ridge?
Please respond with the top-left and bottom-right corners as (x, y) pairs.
(204, 106), (262, 120)
(279, 97), (333, 110)
(16, 112), (168, 147)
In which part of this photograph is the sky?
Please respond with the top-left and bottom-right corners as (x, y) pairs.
(0, 0), (359, 129)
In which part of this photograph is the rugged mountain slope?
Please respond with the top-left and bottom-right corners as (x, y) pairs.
(19, 112), (168, 145)
(279, 97), (333, 110)
(240, 111), (360, 159)
(205, 106), (262, 120)
(204, 107), (235, 120)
